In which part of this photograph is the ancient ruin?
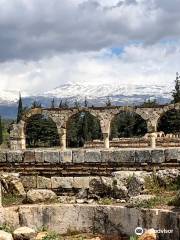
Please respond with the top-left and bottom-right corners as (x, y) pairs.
(9, 102), (180, 150)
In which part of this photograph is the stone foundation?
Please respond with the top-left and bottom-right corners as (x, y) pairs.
(0, 148), (180, 164)
(0, 205), (179, 240)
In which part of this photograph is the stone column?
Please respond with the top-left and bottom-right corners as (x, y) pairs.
(59, 128), (66, 150)
(103, 133), (109, 149)
(150, 133), (157, 148)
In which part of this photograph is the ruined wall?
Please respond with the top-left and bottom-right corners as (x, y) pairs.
(0, 205), (179, 239)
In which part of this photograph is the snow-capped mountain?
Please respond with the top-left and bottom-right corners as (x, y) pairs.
(0, 83), (173, 118)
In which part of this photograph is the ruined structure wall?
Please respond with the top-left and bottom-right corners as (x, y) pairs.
(9, 103), (180, 150)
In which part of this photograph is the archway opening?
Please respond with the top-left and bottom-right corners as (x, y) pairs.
(25, 114), (59, 148)
(110, 111), (147, 139)
(157, 109), (180, 134)
(66, 111), (102, 148)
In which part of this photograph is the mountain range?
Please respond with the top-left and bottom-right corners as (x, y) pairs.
(0, 83), (172, 119)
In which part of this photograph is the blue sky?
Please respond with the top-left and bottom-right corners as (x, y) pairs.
(0, 0), (180, 94)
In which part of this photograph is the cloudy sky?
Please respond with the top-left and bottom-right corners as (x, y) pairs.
(0, 0), (180, 95)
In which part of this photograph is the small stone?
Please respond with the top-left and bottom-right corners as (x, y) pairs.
(76, 199), (85, 204)
(0, 230), (13, 240)
(13, 227), (36, 240)
(35, 232), (48, 240)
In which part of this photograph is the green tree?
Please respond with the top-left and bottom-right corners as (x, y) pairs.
(17, 93), (23, 123)
(31, 101), (41, 109)
(0, 116), (3, 145)
(172, 72), (180, 103)
(106, 97), (112, 107)
(51, 98), (55, 108)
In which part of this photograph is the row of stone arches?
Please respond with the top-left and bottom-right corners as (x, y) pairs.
(22, 108), (180, 149)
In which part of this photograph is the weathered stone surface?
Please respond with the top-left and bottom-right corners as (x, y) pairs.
(34, 151), (43, 163)
(111, 150), (135, 163)
(72, 150), (85, 163)
(73, 177), (90, 189)
(0, 230), (13, 240)
(135, 150), (151, 163)
(128, 176), (145, 197)
(43, 151), (60, 163)
(165, 148), (180, 162)
(24, 150), (35, 163)
(51, 177), (74, 189)
(35, 232), (48, 240)
(21, 176), (37, 189)
(13, 227), (36, 240)
(0, 152), (6, 163)
(37, 176), (51, 189)
(60, 150), (72, 163)
(7, 151), (23, 163)
(0, 205), (179, 239)
(84, 150), (101, 163)
(156, 169), (180, 186)
(151, 149), (165, 163)
(26, 189), (57, 203)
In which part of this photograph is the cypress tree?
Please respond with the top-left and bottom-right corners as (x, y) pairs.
(172, 72), (180, 103)
(0, 116), (3, 145)
(51, 98), (55, 108)
(17, 93), (23, 123)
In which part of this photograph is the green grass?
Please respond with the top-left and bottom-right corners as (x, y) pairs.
(2, 193), (24, 207)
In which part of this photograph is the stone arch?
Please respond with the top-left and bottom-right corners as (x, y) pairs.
(110, 109), (148, 139)
(23, 110), (60, 148)
(66, 110), (102, 148)
(157, 106), (180, 134)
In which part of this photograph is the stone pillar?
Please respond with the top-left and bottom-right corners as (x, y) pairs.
(10, 122), (26, 150)
(103, 133), (109, 149)
(59, 128), (66, 150)
(150, 133), (157, 148)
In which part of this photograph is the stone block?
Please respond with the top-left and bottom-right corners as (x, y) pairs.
(135, 150), (151, 163)
(34, 150), (43, 163)
(84, 150), (101, 163)
(20, 175), (37, 189)
(24, 150), (35, 162)
(37, 176), (52, 189)
(60, 150), (72, 163)
(151, 149), (165, 163)
(72, 150), (85, 163)
(73, 177), (90, 189)
(51, 177), (74, 189)
(7, 151), (23, 163)
(101, 150), (112, 162)
(0, 151), (7, 162)
(43, 151), (60, 163)
(164, 148), (180, 162)
(111, 150), (135, 163)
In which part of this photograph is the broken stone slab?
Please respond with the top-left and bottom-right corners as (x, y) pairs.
(51, 177), (74, 189)
(26, 189), (57, 203)
(34, 150), (43, 163)
(7, 151), (23, 163)
(43, 151), (60, 163)
(127, 194), (155, 207)
(72, 149), (85, 163)
(84, 150), (101, 163)
(0, 230), (13, 240)
(13, 227), (36, 240)
(128, 175), (145, 197)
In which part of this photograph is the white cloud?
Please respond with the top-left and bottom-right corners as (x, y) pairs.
(0, 43), (178, 94)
